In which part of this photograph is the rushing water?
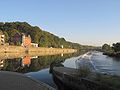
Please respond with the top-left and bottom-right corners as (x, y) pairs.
(1, 51), (120, 89)
(76, 51), (120, 76)
(91, 51), (120, 75)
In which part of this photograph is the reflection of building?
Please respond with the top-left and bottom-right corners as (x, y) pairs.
(61, 53), (64, 57)
(0, 60), (4, 68)
(0, 32), (5, 45)
(22, 56), (31, 67)
(21, 55), (38, 67)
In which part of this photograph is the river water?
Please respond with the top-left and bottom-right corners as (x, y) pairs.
(76, 51), (120, 75)
(0, 51), (120, 89)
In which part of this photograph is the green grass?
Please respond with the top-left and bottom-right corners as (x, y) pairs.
(93, 74), (120, 89)
(77, 66), (120, 89)
(78, 66), (91, 77)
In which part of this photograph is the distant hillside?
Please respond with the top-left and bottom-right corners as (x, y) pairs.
(0, 22), (94, 50)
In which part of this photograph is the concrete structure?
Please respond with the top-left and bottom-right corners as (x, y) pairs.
(0, 45), (77, 53)
(52, 67), (116, 90)
(0, 31), (5, 45)
(0, 71), (55, 90)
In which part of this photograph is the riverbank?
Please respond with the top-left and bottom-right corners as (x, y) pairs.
(50, 51), (120, 89)
(103, 52), (120, 57)
(0, 46), (77, 53)
(0, 51), (77, 60)
(102, 43), (120, 58)
(52, 66), (118, 90)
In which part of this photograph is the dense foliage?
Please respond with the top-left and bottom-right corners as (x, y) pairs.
(0, 22), (94, 50)
(102, 42), (120, 57)
(102, 44), (112, 52)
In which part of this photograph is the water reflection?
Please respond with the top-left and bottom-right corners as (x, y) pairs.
(0, 60), (4, 68)
(0, 51), (84, 89)
(0, 52), (80, 73)
(22, 55), (31, 67)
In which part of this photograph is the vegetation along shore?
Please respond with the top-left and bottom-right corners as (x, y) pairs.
(0, 22), (96, 53)
(102, 42), (120, 57)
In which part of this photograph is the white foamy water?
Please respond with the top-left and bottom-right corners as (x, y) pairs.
(76, 51), (97, 71)
(76, 51), (120, 76)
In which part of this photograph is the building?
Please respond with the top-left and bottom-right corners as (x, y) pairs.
(21, 34), (39, 47)
(31, 43), (38, 47)
(61, 45), (64, 48)
(0, 32), (5, 45)
(22, 34), (31, 47)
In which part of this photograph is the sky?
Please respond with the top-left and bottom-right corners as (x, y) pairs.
(0, 0), (120, 46)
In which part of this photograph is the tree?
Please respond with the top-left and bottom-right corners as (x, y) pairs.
(0, 22), (94, 50)
(102, 44), (111, 52)
(3, 31), (9, 42)
(112, 43), (120, 52)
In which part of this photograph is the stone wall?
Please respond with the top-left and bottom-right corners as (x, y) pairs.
(0, 46), (77, 54)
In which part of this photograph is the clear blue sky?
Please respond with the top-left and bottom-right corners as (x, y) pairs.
(0, 0), (120, 46)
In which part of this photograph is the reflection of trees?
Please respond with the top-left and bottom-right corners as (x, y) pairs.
(24, 53), (76, 73)
(1, 52), (83, 73)
(2, 58), (21, 71)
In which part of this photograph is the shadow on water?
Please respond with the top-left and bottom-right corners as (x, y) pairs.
(52, 75), (75, 90)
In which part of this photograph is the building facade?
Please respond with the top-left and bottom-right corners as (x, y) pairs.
(22, 34), (31, 47)
(0, 32), (5, 45)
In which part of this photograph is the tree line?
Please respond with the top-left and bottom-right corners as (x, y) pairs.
(0, 22), (95, 51)
(102, 42), (120, 57)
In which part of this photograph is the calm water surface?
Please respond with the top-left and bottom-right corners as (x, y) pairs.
(1, 51), (120, 89)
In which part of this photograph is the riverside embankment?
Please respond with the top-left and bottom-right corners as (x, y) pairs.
(50, 51), (120, 90)
(0, 45), (77, 55)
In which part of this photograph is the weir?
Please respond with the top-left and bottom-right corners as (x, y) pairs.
(51, 66), (117, 90)
(50, 52), (119, 90)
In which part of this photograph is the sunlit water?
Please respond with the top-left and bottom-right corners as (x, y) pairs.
(76, 51), (120, 75)
(1, 51), (120, 89)
(91, 52), (120, 75)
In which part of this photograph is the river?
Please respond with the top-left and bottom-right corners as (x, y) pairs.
(0, 51), (120, 90)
